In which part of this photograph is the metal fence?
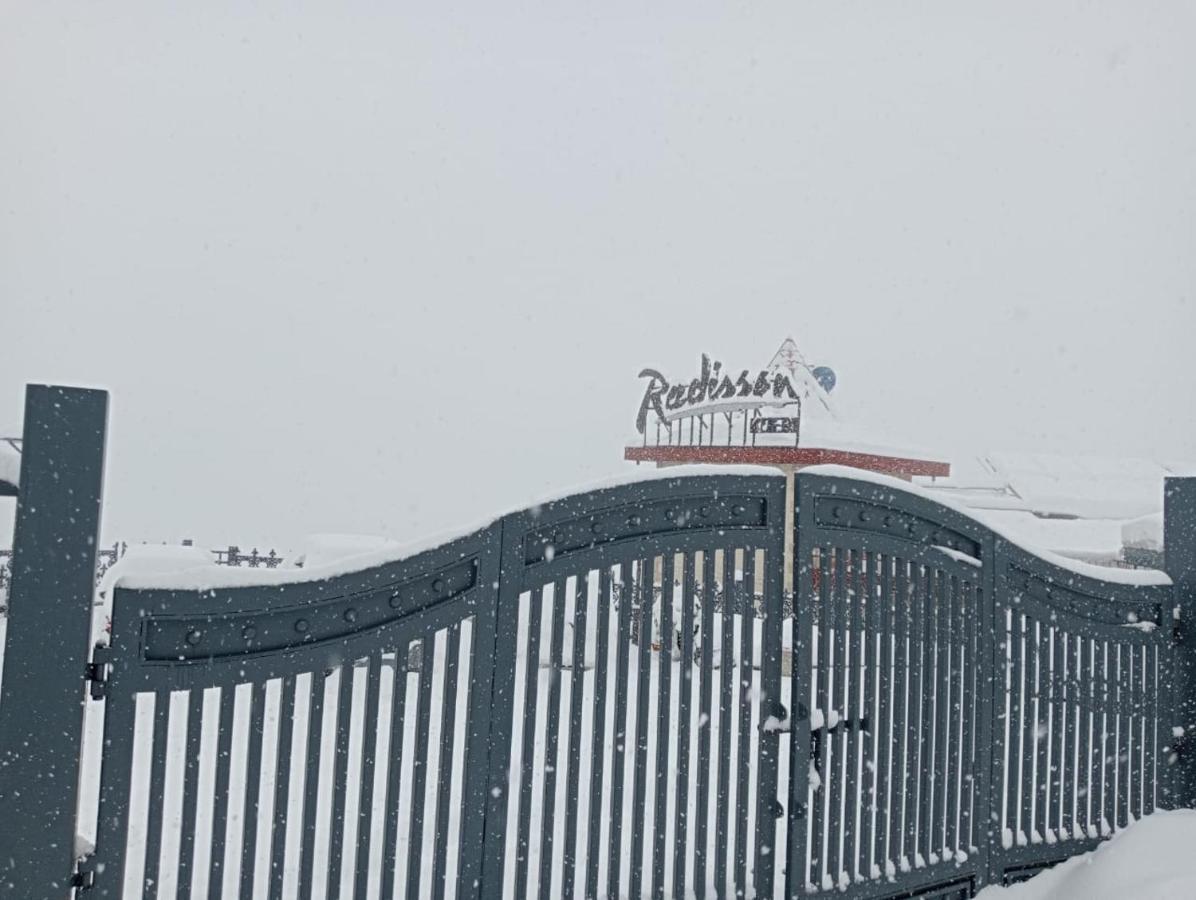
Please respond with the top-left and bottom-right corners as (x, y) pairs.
(1, 384), (1194, 900)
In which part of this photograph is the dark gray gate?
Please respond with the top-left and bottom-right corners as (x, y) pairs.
(788, 470), (1179, 897)
(89, 525), (503, 899)
(479, 475), (787, 900)
(79, 473), (789, 900)
(2, 384), (1195, 900)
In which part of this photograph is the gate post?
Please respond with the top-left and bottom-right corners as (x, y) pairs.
(0, 385), (108, 899)
(1164, 476), (1196, 808)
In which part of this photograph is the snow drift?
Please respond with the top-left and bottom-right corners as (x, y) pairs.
(978, 810), (1196, 899)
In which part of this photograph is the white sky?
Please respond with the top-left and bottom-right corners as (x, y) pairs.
(2, 2), (1194, 550)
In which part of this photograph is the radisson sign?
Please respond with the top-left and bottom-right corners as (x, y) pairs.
(635, 354), (800, 434)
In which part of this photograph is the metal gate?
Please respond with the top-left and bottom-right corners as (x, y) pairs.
(479, 474), (788, 900)
(788, 470), (1179, 897)
(88, 526), (503, 899)
(1, 385), (1193, 900)
(80, 474), (790, 899)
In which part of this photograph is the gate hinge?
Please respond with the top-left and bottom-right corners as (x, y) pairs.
(85, 645), (112, 700)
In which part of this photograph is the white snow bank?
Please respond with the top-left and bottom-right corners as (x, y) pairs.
(1122, 512), (1164, 552)
(112, 464), (776, 591)
(803, 465), (1171, 586)
(988, 450), (1185, 520)
(0, 441), (19, 490)
(98, 543), (217, 596)
(977, 810), (1196, 899)
(970, 510), (1126, 562)
(290, 533), (403, 569)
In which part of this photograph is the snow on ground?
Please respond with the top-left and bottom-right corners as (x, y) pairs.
(977, 810), (1196, 900)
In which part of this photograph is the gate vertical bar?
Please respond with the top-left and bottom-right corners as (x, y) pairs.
(980, 539), (1007, 887)
(562, 572), (589, 900)
(715, 549), (735, 896)
(694, 552), (715, 898)
(178, 689), (207, 900)
(874, 553), (894, 882)
(270, 677), (297, 900)
(458, 520), (503, 899)
(673, 553), (695, 899)
(733, 548), (756, 897)
(651, 559), (675, 900)
(432, 624), (463, 896)
(0, 385), (108, 899)
(786, 488), (816, 899)
(607, 558), (636, 898)
(756, 492), (786, 897)
(326, 662), (356, 897)
(538, 577), (568, 898)
(477, 516), (518, 900)
(352, 655), (384, 900)
(142, 691), (171, 899)
(585, 565), (613, 900)
(238, 680), (269, 899)
(630, 559), (653, 898)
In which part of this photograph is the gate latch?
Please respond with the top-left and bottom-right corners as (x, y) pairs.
(71, 868), (96, 892)
(85, 645), (112, 700)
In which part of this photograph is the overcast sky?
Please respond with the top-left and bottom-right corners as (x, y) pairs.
(2, 2), (1194, 550)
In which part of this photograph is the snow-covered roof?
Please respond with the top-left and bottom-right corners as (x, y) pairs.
(806, 464), (1171, 585)
(917, 449), (1196, 569)
(970, 509), (1127, 562)
(925, 450), (1192, 520)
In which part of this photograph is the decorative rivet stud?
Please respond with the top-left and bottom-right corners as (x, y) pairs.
(858, 509), (870, 523)
(241, 625), (256, 641)
(432, 578), (445, 594)
(553, 531), (563, 544)
(295, 618), (309, 633)
(185, 629), (202, 646)
(591, 520), (602, 534)
(389, 591), (402, 609)
(699, 505), (710, 518)
(343, 608), (358, 623)
(884, 515), (894, 527)
(732, 504), (745, 516)
(832, 506), (843, 518)
(627, 514), (641, 527)
(664, 509), (676, 520)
